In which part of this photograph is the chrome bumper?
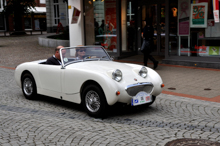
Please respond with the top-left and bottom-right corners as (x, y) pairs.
(125, 82), (154, 96)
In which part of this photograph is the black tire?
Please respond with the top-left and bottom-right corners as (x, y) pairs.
(21, 73), (37, 100)
(82, 84), (107, 118)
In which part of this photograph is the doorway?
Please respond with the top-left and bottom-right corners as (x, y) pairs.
(141, 1), (165, 55)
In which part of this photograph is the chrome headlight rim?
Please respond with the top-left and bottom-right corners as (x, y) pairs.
(112, 69), (122, 82)
(139, 66), (148, 78)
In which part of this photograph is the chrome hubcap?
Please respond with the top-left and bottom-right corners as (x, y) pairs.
(85, 90), (100, 113)
(23, 78), (33, 96)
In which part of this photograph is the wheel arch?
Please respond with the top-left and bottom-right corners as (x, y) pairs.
(80, 80), (106, 104)
(21, 70), (37, 93)
(21, 70), (33, 81)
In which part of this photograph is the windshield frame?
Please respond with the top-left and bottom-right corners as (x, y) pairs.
(60, 46), (111, 68)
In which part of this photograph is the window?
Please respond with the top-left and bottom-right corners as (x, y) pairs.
(0, 0), (6, 11)
(84, 0), (117, 53)
(53, 0), (60, 25)
(40, 0), (46, 4)
(171, 0), (220, 57)
(0, 13), (5, 30)
(121, 0), (137, 52)
(24, 18), (32, 29)
(0, 0), (2, 10)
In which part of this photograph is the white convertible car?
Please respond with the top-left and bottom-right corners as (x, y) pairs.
(15, 46), (164, 117)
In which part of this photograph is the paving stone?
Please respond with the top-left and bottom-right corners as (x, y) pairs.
(0, 61), (220, 146)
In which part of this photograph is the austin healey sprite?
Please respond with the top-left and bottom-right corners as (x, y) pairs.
(14, 46), (164, 117)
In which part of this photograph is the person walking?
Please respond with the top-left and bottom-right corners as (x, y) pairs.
(142, 17), (158, 69)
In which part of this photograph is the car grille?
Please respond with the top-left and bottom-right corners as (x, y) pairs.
(125, 82), (154, 96)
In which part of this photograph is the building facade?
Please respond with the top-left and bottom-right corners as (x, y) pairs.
(48, 0), (220, 68)
(0, 0), (46, 32)
(23, 0), (47, 31)
(46, 0), (69, 32)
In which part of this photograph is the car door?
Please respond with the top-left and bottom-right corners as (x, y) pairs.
(61, 67), (83, 104)
(38, 64), (63, 98)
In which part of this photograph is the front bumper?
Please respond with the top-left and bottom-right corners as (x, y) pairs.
(125, 82), (154, 96)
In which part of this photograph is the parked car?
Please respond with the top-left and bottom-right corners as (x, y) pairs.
(14, 46), (164, 118)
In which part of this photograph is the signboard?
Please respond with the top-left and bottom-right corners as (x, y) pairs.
(209, 46), (220, 55)
(178, 0), (190, 36)
(190, 3), (208, 27)
(213, 0), (219, 23)
(213, 10), (219, 22)
(198, 46), (220, 56)
(71, 7), (81, 24)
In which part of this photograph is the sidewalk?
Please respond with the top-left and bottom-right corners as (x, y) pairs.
(1, 33), (220, 103)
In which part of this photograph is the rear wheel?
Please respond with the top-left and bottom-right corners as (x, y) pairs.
(82, 84), (107, 118)
(21, 73), (37, 100)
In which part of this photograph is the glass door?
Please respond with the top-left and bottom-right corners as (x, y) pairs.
(142, 1), (165, 55)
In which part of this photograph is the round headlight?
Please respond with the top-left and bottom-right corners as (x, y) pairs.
(139, 67), (148, 78)
(112, 69), (122, 82)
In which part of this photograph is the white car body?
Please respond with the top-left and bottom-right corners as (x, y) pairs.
(14, 46), (163, 117)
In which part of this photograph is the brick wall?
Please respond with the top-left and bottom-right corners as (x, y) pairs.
(35, 0), (46, 7)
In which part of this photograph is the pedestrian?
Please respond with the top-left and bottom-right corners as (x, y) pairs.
(94, 18), (99, 36)
(127, 20), (135, 51)
(141, 17), (158, 69)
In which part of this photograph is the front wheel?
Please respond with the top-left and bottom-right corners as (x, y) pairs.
(82, 85), (107, 118)
(21, 73), (37, 100)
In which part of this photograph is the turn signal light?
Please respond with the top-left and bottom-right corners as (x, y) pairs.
(161, 84), (165, 88)
(116, 91), (120, 95)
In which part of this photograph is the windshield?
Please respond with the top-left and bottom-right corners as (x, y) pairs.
(60, 46), (111, 67)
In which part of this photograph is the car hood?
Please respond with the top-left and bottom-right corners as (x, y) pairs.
(65, 61), (159, 85)
(66, 61), (140, 73)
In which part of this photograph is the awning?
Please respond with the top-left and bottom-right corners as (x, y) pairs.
(30, 7), (46, 13)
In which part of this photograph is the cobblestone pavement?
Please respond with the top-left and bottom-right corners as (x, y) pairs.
(1, 67), (220, 146)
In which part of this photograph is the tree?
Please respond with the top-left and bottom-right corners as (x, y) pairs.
(3, 0), (36, 34)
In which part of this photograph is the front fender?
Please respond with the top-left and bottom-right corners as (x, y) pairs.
(63, 68), (119, 105)
(14, 62), (40, 88)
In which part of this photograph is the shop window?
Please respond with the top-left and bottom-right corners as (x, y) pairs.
(121, 0), (136, 52)
(142, 3), (165, 55)
(172, 0), (220, 57)
(84, 0), (117, 53)
(24, 18), (32, 30)
(0, 13), (5, 30)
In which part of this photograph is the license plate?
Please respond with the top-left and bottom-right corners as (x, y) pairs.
(131, 91), (152, 106)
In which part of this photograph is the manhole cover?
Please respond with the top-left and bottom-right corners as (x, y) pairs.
(204, 88), (211, 90)
(165, 138), (220, 146)
(168, 87), (176, 90)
